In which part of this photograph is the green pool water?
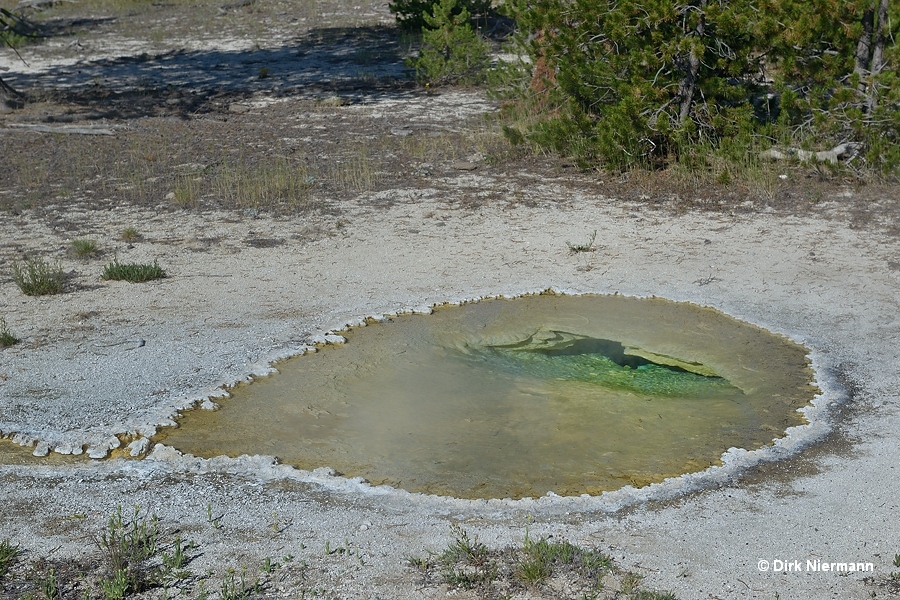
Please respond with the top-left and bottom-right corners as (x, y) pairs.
(155, 294), (817, 499)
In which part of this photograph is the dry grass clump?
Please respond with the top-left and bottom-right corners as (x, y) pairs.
(70, 238), (100, 258)
(119, 227), (141, 242)
(12, 256), (65, 296)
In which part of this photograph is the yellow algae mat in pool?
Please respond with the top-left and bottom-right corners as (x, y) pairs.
(156, 295), (817, 499)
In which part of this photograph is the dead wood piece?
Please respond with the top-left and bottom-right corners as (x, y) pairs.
(2, 123), (119, 135)
(760, 143), (862, 164)
(218, 0), (254, 12)
(16, 0), (77, 9)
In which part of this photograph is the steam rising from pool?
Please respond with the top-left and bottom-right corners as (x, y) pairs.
(155, 295), (816, 499)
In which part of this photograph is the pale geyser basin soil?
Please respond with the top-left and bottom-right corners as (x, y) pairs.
(1, 193), (899, 599)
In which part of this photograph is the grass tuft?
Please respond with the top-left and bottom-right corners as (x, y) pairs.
(516, 533), (613, 588)
(70, 238), (100, 258)
(37, 568), (59, 600)
(96, 505), (159, 596)
(517, 552), (551, 584)
(212, 158), (314, 210)
(439, 524), (490, 566)
(102, 259), (166, 283)
(12, 256), (65, 296)
(119, 227), (141, 242)
(413, 525), (668, 597)
(220, 567), (262, 600)
(0, 538), (20, 580)
(0, 318), (19, 348)
(438, 524), (496, 590)
(406, 555), (430, 571)
(567, 230), (598, 254)
(620, 571), (644, 594)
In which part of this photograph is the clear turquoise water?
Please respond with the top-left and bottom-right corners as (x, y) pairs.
(464, 331), (743, 398)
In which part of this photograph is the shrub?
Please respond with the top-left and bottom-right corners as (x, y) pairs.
(12, 256), (65, 296)
(408, 0), (491, 86)
(102, 259), (166, 283)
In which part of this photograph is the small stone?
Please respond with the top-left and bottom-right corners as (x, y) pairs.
(32, 441), (50, 457)
(309, 333), (346, 345)
(87, 446), (109, 459)
(127, 438), (150, 456)
(165, 191), (176, 201)
(451, 161), (478, 171)
(173, 162), (208, 174)
(229, 103), (250, 113)
(390, 127), (413, 136)
(147, 444), (183, 461)
(55, 443), (77, 455)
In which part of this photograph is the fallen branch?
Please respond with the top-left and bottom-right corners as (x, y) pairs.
(760, 142), (863, 164)
(218, 0), (255, 13)
(15, 0), (77, 9)
(0, 123), (120, 135)
(1, 76), (24, 111)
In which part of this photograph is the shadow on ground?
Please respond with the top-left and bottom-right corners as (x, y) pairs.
(3, 24), (416, 119)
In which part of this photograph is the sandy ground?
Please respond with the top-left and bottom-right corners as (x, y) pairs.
(1, 177), (899, 598)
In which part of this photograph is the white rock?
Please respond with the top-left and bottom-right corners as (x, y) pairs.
(87, 446), (109, 459)
(32, 441), (50, 457)
(127, 438), (150, 456)
(147, 444), (184, 462)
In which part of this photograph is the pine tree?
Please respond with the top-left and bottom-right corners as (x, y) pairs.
(500, 0), (898, 170)
(407, 0), (490, 86)
(389, 0), (491, 30)
(0, 8), (35, 112)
